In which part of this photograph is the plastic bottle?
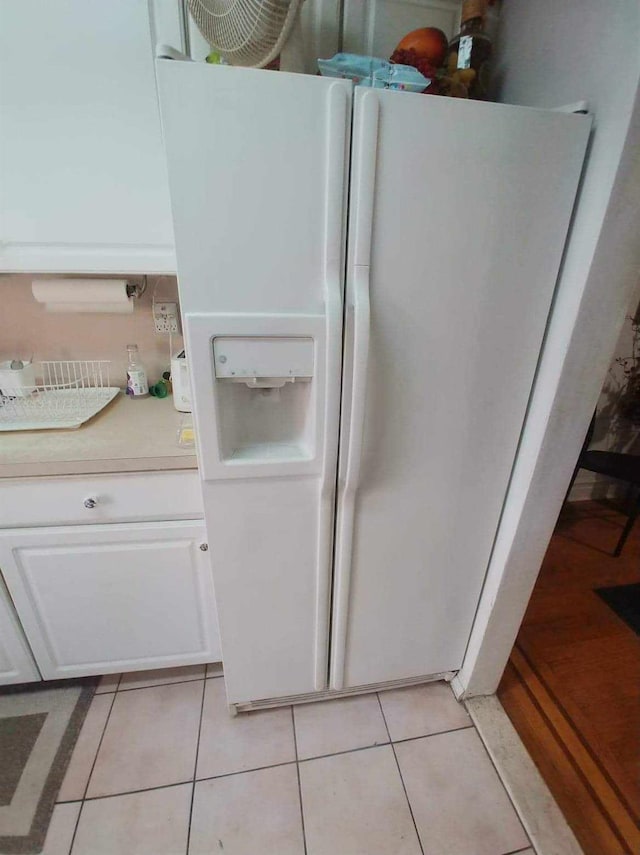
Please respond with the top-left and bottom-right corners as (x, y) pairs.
(126, 344), (149, 398)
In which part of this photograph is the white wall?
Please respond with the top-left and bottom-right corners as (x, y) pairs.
(458, 0), (640, 696)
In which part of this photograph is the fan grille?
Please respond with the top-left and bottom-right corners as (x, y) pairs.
(187, 0), (300, 68)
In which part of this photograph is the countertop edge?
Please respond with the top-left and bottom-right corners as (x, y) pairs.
(0, 455), (198, 480)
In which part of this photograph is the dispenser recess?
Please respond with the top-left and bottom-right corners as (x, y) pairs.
(212, 335), (316, 464)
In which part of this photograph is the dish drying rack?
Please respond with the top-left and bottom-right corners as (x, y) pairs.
(0, 361), (119, 431)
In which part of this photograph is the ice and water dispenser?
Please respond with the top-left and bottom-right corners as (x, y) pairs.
(212, 336), (316, 463)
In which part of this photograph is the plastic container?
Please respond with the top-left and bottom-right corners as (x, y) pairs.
(126, 344), (149, 398)
(0, 360), (36, 398)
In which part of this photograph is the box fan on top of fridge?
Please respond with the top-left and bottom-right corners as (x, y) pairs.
(185, 0), (306, 71)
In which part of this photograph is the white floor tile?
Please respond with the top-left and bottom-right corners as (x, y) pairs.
(205, 662), (223, 678)
(379, 681), (471, 742)
(196, 678), (295, 779)
(58, 694), (113, 802)
(72, 784), (191, 855)
(294, 694), (388, 760)
(41, 802), (81, 855)
(95, 674), (120, 694)
(189, 765), (304, 855)
(118, 664), (205, 690)
(86, 680), (202, 797)
(299, 745), (421, 855)
(395, 728), (530, 855)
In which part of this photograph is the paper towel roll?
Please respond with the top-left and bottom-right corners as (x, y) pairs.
(31, 279), (133, 314)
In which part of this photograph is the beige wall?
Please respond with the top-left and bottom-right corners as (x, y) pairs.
(0, 274), (184, 387)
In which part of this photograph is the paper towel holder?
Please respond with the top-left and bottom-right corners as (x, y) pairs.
(126, 277), (148, 299)
(31, 276), (148, 314)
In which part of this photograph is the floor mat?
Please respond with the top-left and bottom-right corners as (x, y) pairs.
(595, 582), (640, 636)
(0, 678), (96, 854)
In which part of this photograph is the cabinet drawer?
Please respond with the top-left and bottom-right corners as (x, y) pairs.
(0, 471), (203, 528)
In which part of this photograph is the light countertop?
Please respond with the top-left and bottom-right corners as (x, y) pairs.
(0, 393), (198, 478)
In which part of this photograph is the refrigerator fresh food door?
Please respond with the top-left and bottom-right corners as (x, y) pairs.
(331, 89), (591, 690)
(157, 59), (352, 704)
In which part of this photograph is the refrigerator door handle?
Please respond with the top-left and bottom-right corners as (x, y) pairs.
(314, 82), (350, 690)
(331, 91), (379, 690)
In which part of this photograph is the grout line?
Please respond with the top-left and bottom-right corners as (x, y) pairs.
(67, 688), (117, 854)
(392, 723), (474, 744)
(376, 693), (425, 855)
(82, 780), (194, 803)
(186, 677), (207, 855)
(501, 848), (534, 855)
(116, 676), (206, 693)
(295, 723), (474, 765)
(298, 741), (391, 763)
(196, 759), (298, 784)
(467, 717), (533, 850)
(291, 707), (309, 855)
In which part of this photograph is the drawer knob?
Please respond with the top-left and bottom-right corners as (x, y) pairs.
(199, 543), (208, 551)
(83, 497), (98, 509)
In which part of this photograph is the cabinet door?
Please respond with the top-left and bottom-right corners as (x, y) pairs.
(0, 577), (40, 685)
(0, 521), (221, 680)
(0, 0), (176, 273)
(342, 0), (462, 57)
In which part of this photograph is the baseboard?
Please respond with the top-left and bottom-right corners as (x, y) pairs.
(568, 473), (621, 502)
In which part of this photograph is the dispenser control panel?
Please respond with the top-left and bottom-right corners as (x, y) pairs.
(213, 336), (314, 380)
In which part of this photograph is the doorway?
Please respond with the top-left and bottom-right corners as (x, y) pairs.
(498, 300), (640, 855)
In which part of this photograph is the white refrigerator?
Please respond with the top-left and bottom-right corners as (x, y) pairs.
(156, 58), (590, 708)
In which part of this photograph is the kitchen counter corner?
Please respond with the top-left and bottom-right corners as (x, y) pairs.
(0, 393), (198, 478)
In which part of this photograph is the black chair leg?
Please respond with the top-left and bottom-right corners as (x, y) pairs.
(563, 463), (582, 508)
(614, 488), (640, 557)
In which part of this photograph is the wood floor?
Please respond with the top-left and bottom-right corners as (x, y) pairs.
(498, 500), (640, 855)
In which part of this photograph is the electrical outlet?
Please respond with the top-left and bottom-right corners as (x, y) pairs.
(153, 301), (180, 334)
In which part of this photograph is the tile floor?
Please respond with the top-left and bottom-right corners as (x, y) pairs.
(42, 665), (535, 855)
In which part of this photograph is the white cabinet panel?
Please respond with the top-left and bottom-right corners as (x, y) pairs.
(0, 577), (40, 685)
(0, 0), (175, 273)
(0, 471), (203, 529)
(0, 521), (221, 679)
(343, 0), (462, 58)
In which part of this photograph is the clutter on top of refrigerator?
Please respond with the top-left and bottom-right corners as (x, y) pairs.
(319, 3), (496, 102)
(318, 54), (433, 93)
(446, 0), (493, 100)
(384, 0), (496, 99)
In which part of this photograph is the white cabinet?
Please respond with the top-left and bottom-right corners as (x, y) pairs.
(0, 577), (40, 685)
(342, 0), (462, 57)
(0, 521), (221, 680)
(0, 471), (204, 529)
(0, 0), (179, 274)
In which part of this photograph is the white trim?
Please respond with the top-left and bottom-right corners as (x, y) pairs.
(0, 243), (176, 275)
(568, 472), (621, 502)
(233, 671), (454, 712)
(466, 695), (585, 855)
(457, 80), (640, 698)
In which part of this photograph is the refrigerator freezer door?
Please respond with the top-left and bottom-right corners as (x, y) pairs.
(157, 61), (351, 704)
(331, 90), (591, 690)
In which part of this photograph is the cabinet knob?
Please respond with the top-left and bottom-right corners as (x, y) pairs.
(83, 497), (97, 509)
(199, 543), (208, 551)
